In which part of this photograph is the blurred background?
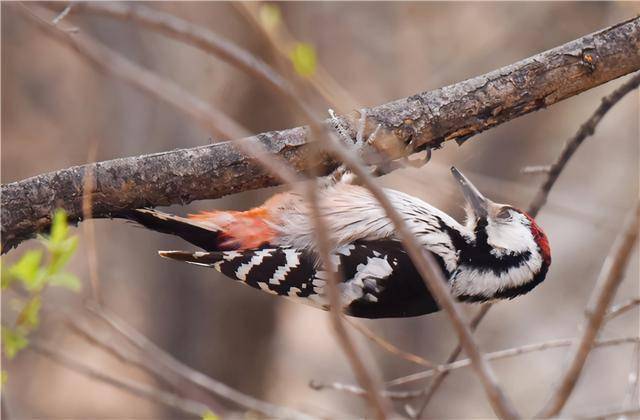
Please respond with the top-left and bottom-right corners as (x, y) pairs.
(2, 2), (639, 418)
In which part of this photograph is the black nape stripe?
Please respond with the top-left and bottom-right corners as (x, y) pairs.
(437, 217), (532, 276)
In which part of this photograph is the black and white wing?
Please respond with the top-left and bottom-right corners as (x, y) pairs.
(159, 240), (446, 319)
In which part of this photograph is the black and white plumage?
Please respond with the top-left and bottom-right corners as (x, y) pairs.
(117, 167), (551, 319)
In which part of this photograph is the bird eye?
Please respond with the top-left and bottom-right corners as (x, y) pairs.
(496, 207), (511, 220)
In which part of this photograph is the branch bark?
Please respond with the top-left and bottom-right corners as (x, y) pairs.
(2, 17), (639, 252)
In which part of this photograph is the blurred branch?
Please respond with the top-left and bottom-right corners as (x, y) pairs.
(413, 302), (491, 415)
(527, 72), (640, 216)
(345, 318), (434, 368)
(387, 336), (640, 388)
(539, 201), (640, 418)
(19, 5), (246, 141)
(605, 297), (640, 322)
(312, 336), (640, 397)
(414, 69), (640, 417)
(3, 15), (640, 252)
(57, 2), (299, 101)
(30, 339), (214, 418)
(85, 304), (317, 419)
(67, 316), (185, 393)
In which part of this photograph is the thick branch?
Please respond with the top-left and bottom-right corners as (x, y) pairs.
(2, 17), (640, 252)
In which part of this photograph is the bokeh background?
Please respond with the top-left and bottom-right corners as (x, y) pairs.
(2, 2), (639, 418)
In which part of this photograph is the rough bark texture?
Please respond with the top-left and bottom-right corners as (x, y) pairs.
(2, 17), (639, 253)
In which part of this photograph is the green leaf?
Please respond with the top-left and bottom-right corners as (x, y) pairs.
(202, 410), (219, 420)
(259, 4), (281, 32)
(49, 272), (81, 292)
(48, 236), (78, 275)
(50, 209), (69, 246)
(2, 327), (28, 360)
(289, 43), (317, 77)
(8, 250), (46, 291)
(2, 370), (7, 386)
(17, 296), (41, 330)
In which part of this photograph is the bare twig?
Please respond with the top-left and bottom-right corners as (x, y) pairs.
(312, 336), (640, 396)
(527, 71), (640, 216)
(521, 165), (552, 175)
(30, 339), (214, 418)
(57, 2), (298, 101)
(413, 302), (491, 415)
(310, 380), (424, 400)
(387, 336), (640, 388)
(345, 318), (434, 368)
(539, 202), (640, 417)
(4, 17), (640, 251)
(604, 297), (640, 322)
(235, 2), (359, 113)
(51, 2), (73, 26)
(85, 304), (316, 419)
(67, 316), (182, 392)
(16, 4), (245, 141)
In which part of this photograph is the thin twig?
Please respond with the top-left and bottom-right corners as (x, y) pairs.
(521, 165), (552, 175)
(66, 316), (182, 392)
(234, 2), (358, 114)
(85, 304), (316, 419)
(312, 336), (640, 397)
(539, 202), (640, 417)
(310, 380), (424, 400)
(51, 2), (73, 25)
(16, 4), (243, 141)
(59, 2), (298, 101)
(387, 336), (640, 388)
(345, 318), (434, 368)
(604, 297), (640, 322)
(527, 72), (640, 216)
(30, 339), (213, 418)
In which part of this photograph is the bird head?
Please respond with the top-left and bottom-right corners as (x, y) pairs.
(450, 167), (551, 300)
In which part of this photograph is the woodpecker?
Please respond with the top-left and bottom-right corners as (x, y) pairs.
(117, 167), (550, 319)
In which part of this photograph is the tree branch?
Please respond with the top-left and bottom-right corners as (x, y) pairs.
(538, 201), (640, 417)
(3, 16), (639, 252)
(527, 72), (640, 216)
(30, 340), (214, 418)
(85, 303), (317, 420)
(311, 336), (640, 396)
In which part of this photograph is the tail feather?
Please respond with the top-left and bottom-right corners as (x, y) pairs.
(158, 250), (223, 266)
(114, 209), (229, 251)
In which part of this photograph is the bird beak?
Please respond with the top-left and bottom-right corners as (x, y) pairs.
(451, 167), (489, 219)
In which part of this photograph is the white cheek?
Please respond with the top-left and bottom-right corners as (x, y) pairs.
(486, 217), (537, 255)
